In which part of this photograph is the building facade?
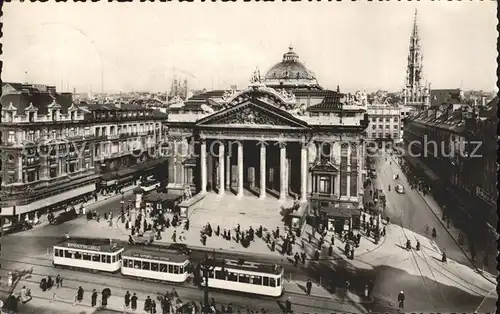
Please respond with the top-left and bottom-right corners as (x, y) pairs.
(366, 104), (410, 143)
(167, 47), (369, 232)
(0, 83), (168, 224)
(403, 98), (497, 249)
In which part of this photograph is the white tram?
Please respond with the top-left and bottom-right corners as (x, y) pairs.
(202, 259), (284, 297)
(121, 247), (191, 283)
(53, 239), (124, 272)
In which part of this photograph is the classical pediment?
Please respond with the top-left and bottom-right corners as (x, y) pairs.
(68, 103), (79, 112)
(3, 102), (17, 112)
(195, 98), (309, 129)
(25, 102), (39, 112)
(310, 159), (339, 173)
(47, 100), (61, 109)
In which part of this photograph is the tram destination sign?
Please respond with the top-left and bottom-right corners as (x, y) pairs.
(67, 243), (102, 251)
(131, 252), (170, 261)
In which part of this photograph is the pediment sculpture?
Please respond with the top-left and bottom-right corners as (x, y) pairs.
(222, 89), (237, 101)
(250, 68), (262, 84)
(216, 107), (286, 126)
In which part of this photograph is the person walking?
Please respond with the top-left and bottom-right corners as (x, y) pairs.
(131, 293), (138, 311)
(75, 286), (84, 306)
(91, 289), (97, 307)
(172, 230), (177, 243)
(306, 279), (312, 295)
(55, 275), (62, 288)
(125, 291), (131, 308)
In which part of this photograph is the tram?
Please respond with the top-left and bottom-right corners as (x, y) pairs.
(121, 246), (191, 283)
(53, 238), (124, 272)
(201, 259), (284, 297)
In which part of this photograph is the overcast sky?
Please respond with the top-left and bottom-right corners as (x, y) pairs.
(2, 1), (497, 93)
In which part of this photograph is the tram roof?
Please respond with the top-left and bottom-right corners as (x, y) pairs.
(123, 247), (189, 263)
(55, 238), (124, 253)
(213, 259), (283, 275)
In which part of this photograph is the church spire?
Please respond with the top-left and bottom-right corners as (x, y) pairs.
(406, 8), (423, 89)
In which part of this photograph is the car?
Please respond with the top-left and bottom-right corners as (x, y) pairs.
(51, 209), (78, 225)
(4, 221), (33, 234)
(395, 184), (405, 194)
(130, 230), (155, 245)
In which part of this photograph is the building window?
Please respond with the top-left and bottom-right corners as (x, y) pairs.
(27, 170), (36, 183)
(394, 117), (399, 122)
(378, 125), (383, 129)
(318, 176), (332, 194)
(49, 167), (57, 178)
(340, 144), (348, 196)
(371, 117), (376, 122)
(8, 131), (15, 144)
(385, 117), (390, 122)
(372, 125), (376, 130)
(350, 144), (358, 197)
(385, 125), (390, 129)
(393, 132), (399, 139)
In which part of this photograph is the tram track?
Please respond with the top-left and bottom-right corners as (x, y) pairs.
(0, 253), (363, 313)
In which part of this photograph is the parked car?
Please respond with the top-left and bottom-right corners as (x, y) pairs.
(395, 184), (405, 194)
(50, 209), (78, 225)
(4, 221), (33, 234)
(130, 230), (155, 245)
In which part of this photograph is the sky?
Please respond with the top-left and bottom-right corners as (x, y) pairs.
(2, 1), (497, 94)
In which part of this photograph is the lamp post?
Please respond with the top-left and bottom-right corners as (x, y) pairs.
(199, 254), (226, 314)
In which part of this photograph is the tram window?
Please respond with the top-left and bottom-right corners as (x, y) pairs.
(207, 270), (214, 278)
(112, 255), (116, 263)
(160, 264), (168, 272)
(168, 265), (174, 273)
(101, 255), (106, 263)
(134, 260), (141, 269)
(123, 259), (128, 267)
(238, 274), (250, 284)
(180, 266), (184, 273)
(151, 263), (159, 272)
(270, 278), (276, 287)
(277, 277), (281, 286)
(128, 260), (133, 268)
(251, 276), (262, 285)
(173, 265), (179, 274)
(215, 270), (226, 280)
(142, 262), (150, 270)
(83, 253), (91, 261)
(106, 255), (111, 263)
(118, 253), (122, 260)
(92, 254), (100, 262)
(74, 252), (82, 260)
(263, 277), (269, 286)
(64, 250), (72, 258)
(227, 272), (238, 282)
(54, 249), (59, 257)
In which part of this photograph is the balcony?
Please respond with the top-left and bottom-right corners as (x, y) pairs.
(107, 134), (120, 140)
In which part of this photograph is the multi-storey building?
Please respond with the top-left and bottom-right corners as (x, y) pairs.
(403, 98), (497, 251)
(366, 104), (404, 143)
(0, 83), (168, 226)
(166, 47), (369, 232)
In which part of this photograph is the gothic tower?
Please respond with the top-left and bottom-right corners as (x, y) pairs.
(402, 9), (430, 109)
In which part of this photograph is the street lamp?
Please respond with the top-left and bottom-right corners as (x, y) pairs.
(199, 254), (225, 314)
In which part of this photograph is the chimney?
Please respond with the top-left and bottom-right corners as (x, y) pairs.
(481, 96), (486, 107)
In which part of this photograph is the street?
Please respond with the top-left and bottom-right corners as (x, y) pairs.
(0, 192), (368, 314)
(367, 149), (496, 313)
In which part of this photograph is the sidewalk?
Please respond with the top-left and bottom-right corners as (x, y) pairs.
(30, 185), (138, 231)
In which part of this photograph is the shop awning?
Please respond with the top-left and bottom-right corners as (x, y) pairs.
(320, 203), (360, 218)
(1, 184), (95, 216)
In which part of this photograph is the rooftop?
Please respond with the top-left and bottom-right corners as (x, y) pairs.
(210, 258), (283, 275)
(122, 246), (190, 264)
(54, 238), (124, 253)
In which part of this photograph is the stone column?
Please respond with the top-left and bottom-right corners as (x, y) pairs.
(17, 156), (23, 182)
(259, 143), (266, 199)
(237, 141), (244, 197)
(179, 138), (186, 185)
(225, 147), (230, 190)
(279, 142), (287, 200)
(200, 140), (207, 193)
(300, 143), (308, 201)
(218, 142), (225, 195)
(346, 143), (351, 198)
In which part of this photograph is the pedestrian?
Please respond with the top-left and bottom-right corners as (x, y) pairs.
(144, 296), (152, 312)
(328, 245), (333, 256)
(47, 276), (53, 290)
(131, 293), (138, 311)
(75, 286), (84, 305)
(180, 231), (185, 241)
(172, 230), (177, 243)
(330, 235), (335, 245)
(125, 291), (131, 308)
(151, 300), (157, 314)
(55, 275), (62, 288)
(91, 289), (97, 307)
(305, 279), (312, 295)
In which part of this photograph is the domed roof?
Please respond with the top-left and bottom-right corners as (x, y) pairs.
(263, 47), (318, 84)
